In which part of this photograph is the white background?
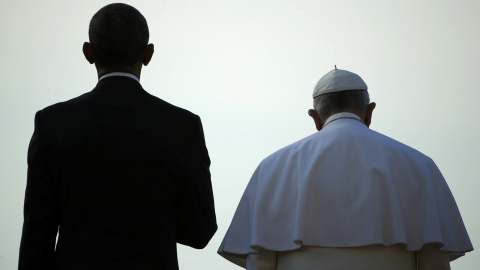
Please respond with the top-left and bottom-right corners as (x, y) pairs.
(1, 0), (478, 269)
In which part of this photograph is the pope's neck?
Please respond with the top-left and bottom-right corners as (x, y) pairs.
(323, 112), (366, 128)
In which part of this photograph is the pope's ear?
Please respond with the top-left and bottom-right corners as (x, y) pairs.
(308, 109), (324, 131)
(364, 102), (376, 127)
(82, 42), (95, 64)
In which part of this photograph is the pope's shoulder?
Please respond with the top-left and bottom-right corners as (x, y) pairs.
(259, 123), (435, 168)
(367, 127), (435, 163)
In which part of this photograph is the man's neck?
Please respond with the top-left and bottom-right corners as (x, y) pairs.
(99, 72), (140, 82)
(95, 65), (142, 80)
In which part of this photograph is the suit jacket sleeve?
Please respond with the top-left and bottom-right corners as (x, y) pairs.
(175, 115), (217, 249)
(19, 110), (59, 270)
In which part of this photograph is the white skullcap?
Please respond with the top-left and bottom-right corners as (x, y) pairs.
(313, 68), (368, 98)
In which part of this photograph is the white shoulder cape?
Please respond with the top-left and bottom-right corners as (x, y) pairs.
(218, 118), (473, 268)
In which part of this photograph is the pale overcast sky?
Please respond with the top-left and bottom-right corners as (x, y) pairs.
(1, 0), (478, 269)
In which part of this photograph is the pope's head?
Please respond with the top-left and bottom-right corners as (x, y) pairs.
(308, 68), (376, 131)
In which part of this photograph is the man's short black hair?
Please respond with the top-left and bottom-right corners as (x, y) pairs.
(89, 3), (149, 67)
(313, 90), (370, 120)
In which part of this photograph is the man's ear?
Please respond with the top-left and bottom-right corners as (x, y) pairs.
(142, 44), (154, 66)
(82, 42), (95, 64)
(364, 102), (376, 127)
(308, 109), (324, 131)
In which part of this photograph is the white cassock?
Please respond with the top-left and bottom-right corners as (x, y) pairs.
(218, 112), (473, 269)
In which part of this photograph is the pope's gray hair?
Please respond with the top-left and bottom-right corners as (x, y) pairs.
(313, 90), (370, 120)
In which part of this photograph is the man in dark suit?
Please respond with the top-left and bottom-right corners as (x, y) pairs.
(18, 3), (217, 269)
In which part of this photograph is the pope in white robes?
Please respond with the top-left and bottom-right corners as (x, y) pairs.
(218, 68), (473, 270)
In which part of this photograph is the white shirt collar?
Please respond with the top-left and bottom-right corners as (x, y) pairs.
(99, 72), (140, 83)
(323, 112), (365, 128)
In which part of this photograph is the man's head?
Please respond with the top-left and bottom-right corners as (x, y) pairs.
(308, 69), (376, 131)
(83, 3), (154, 78)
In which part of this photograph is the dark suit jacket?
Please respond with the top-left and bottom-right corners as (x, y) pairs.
(19, 76), (217, 270)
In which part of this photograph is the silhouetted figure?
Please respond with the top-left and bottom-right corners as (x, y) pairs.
(19, 4), (217, 269)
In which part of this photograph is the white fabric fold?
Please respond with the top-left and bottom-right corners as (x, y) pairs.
(218, 116), (472, 268)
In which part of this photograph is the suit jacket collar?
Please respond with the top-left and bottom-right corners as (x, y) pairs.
(93, 76), (144, 94)
(99, 72), (140, 82)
